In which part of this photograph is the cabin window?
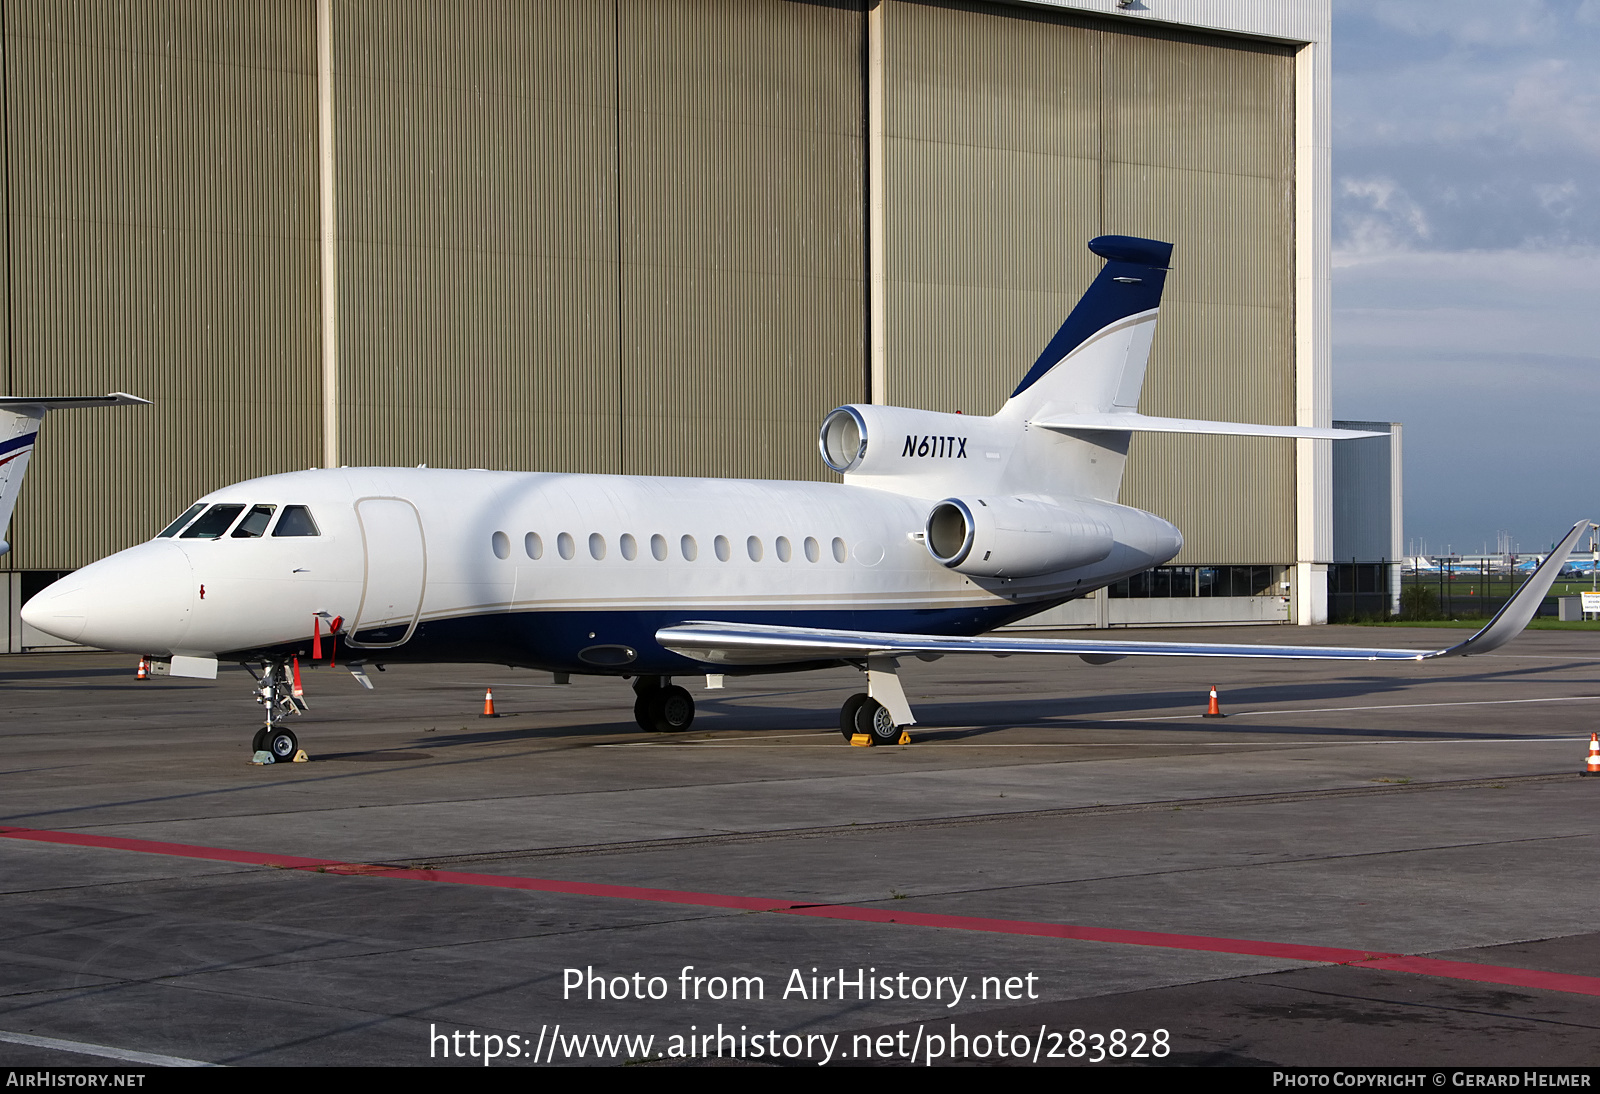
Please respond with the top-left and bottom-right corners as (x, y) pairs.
(831, 537), (847, 563)
(525, 532), (543, 559)
(231, 505), (276, 538)
(746, 536), (763, 562)
(620, 533), (638, 560)
(156, 503), (206, 538)
(272, 505), (320, 537)
(681, 535), (697, 561)
(557, 532), (575, 560)
(181, 504), (245, 539)
(589, 532), (606, 560)
(775, 536), (792, 562)
(804, 536), (820, 563)
(714, 535), (730, 562)
(492, 531), (511, 559)
(651, 533), (667, 561)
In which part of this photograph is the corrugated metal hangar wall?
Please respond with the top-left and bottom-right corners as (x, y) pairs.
(1, 0), (1322, 644)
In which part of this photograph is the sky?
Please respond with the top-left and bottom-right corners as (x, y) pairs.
(1331, 0), (1600, 557)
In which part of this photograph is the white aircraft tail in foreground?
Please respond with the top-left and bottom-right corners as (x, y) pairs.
(0, 394), (149, 557)
(19, 237), (1588, 757)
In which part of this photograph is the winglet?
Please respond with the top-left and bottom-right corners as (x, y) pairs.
(1432, 518), (1591, 658)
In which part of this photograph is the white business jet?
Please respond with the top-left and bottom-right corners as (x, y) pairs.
(18, 237), (1588, 760)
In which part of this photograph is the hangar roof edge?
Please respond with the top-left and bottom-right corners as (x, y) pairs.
(990, 0), (1328, 48)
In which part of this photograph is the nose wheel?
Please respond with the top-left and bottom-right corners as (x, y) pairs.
(251, 726), (300, 761)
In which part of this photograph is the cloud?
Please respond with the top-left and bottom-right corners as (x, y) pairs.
(1337, 177), (1431, 253)
(1334, 3), (1600, 252)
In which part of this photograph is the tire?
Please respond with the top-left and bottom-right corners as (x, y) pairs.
(636, 685), (694, 732)
(251, 728), (269, 754)
(265, 727), (299, 763)
(656, 685), (694, 732)
(839, 692), (870, 741)
(852, 697), (900, 746)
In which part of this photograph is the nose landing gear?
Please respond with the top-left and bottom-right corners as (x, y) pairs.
(248, 660), (307, 762)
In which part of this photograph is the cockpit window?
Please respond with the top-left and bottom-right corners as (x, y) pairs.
(156, 503), (206, 538)
(272, 505), (320, 537)
(179, 504), (246, 539)
(230, 504), (277, 538)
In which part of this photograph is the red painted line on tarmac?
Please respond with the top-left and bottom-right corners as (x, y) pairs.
(1351, 954), (1600, 996)
(0, 825), (343, 870)
(5, 824), (1598, 997)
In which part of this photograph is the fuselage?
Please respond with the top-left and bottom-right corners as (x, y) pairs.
(23, 466), (1182, 676)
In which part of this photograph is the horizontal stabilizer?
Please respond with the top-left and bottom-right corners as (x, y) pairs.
(658, 520), (1588, 666)
(0, 393), (150, 411)
(1034, 413), (1386, 440)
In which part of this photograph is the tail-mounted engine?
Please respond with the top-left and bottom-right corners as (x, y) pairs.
(818, 404), (1012, 483)
(924, 495), (1115, 578)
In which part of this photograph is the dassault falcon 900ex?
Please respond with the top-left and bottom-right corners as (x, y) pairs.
(19, 236), (1588, 760)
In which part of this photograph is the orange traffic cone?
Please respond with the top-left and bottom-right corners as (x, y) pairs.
(480, 688), (500, 718)
(1203, 685), (1226, 718)
(1584, 733), (1600, 777)
(136, 657), (148, 681)
(291, 657), (304, 699)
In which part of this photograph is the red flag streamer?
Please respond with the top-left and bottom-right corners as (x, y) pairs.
(312, 616), (322, 660)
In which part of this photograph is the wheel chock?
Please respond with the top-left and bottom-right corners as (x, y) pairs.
(292, 749), (310, 763)
(897, 729), (912, 745)
(251, 750), (275, 765)
(850, 733), (873, 747)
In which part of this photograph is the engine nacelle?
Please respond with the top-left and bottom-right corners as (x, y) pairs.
(818, 404), (1011, 479)
(924, 495), (1115, 578)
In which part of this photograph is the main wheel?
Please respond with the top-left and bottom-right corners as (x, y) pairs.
(636, 685), (694, 732)
(264, 726), (299, 763)
(852, 697), (900, 746)
(839, 692), (870, 741)
(655, 685), (694, 732)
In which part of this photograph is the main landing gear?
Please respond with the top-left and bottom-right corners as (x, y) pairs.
(633, 675), (695, 732)
(248, 660), (306, 762)
(837, 656), (916, 746)
(839, 693), (901, 745)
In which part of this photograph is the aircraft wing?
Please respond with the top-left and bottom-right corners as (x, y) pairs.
(658, 519), (1590, 668)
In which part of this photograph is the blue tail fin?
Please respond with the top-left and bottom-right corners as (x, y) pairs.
(1008, 235), (1172, 405)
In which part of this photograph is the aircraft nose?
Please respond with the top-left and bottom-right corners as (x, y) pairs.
(20, 576), (90, 642)
(21, 541), (196, 652)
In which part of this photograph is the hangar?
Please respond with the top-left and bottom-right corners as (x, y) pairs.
(0, 0), (1332, 649)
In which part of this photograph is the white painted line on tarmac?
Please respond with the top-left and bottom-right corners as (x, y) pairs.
(0, 1029), (219, 1066)
(1099, 694), (1600, 722)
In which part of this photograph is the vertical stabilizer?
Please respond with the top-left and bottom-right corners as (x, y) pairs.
(1004, 235), (1171, 417)
(996, 236), (1171, 501)
(0, 394), (149, 556)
